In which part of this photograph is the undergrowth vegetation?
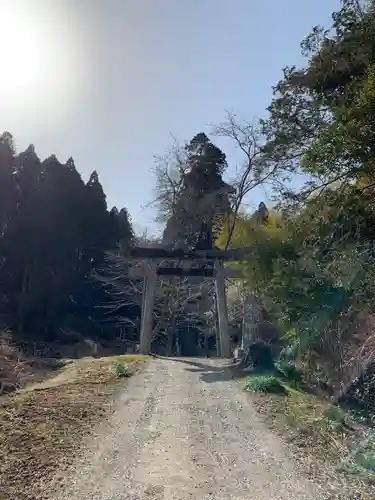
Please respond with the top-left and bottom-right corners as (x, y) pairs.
(245, 374), (286, 394)
(245, 360), (375, 492)
(109, 358), (133, 378)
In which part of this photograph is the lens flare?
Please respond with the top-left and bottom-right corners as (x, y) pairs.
(0, 4), (41, 93)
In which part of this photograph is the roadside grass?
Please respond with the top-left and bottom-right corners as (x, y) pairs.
(245, 370), (375, 497)
(245, 371), (355, 454)
(245, 373), (286, 394)
(108, 358), (133, 378)
(0, 354), (147, 500)
(337, 430), (375, 484)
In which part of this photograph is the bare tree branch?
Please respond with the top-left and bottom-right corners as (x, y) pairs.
(95, 244), (217, 352)
(212, 112), (281, 248)
(147, 140), (190, 223)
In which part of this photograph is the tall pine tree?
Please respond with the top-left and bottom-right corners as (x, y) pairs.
(0, 135), (135, 341)
(163, 133), (234, 249)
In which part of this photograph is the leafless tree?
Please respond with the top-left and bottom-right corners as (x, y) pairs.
(212, 112), (281, 248)
(96, 248), (215, 353)
(150, 138), (190, 224)
(153, 275), (214, 354)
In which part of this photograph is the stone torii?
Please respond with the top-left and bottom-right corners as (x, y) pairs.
(127, 241), (250, 358)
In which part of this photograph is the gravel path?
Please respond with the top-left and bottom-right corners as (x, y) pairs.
(51, 357), (324, 500)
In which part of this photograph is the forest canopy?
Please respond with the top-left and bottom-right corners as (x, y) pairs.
(0, 133), (134, 341)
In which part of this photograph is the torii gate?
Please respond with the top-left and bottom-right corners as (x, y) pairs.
(127, 245), (249, 358)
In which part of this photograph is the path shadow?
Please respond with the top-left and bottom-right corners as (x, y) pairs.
(153, 355), (318, 393)
(164, 357), (251, 384)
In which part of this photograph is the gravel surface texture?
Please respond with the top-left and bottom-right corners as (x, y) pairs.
(50, 357), (329, 499)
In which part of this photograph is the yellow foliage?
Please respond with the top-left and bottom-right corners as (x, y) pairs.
(216, 210), (289, 294)
(217, 210), (285, 250)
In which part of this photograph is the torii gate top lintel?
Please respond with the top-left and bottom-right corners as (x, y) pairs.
(128, 244), (252, 262)
(135, 243), (249, 357)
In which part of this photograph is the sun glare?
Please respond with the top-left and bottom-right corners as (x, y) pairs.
(0, 5), (40, 93)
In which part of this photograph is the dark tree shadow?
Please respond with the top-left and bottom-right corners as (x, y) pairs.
(163, 356), (252, 384)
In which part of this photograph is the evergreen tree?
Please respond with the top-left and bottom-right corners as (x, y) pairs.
(0, 133), (17, 317)
(0, 135), (135, 341)
(163, 133), (234, 249)
(262, 0), (375, 200)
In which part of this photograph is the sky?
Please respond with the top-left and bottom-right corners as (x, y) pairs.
(0, 0), (341, 235)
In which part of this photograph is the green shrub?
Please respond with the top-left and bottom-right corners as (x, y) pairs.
(323, 405), (346, 424)
(109, 360), (132, 378)
(276, 360), (303, 384)
(356, 453), (375, 472)
(313, 405), (348, 433)
(245, 374), (286, 394)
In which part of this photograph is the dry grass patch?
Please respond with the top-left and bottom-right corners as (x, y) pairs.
(250, 382), (375, 499)
(255, 387), (348, 456)
(0, 354), (147, 500)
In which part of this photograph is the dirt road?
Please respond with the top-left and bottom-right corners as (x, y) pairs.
(52, 358), (323, 500)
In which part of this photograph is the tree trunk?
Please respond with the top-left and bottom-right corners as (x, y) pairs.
(204, 331), (209, 358)
(17, 262), (29, 336)
(166, 328), (174, 356)
(166, 313), (176, 356)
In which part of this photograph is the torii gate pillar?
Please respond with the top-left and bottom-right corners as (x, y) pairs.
(214, 261), (231, 358)
(139, 260), (157, 354)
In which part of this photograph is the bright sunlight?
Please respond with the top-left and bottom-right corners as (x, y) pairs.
(0, 4), (41, 93)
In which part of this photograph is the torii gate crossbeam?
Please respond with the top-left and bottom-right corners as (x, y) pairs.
(128, 246), (248, 358)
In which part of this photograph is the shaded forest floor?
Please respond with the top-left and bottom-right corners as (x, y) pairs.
(0, 354), (147, 500)
(0, 337), (63, 397)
